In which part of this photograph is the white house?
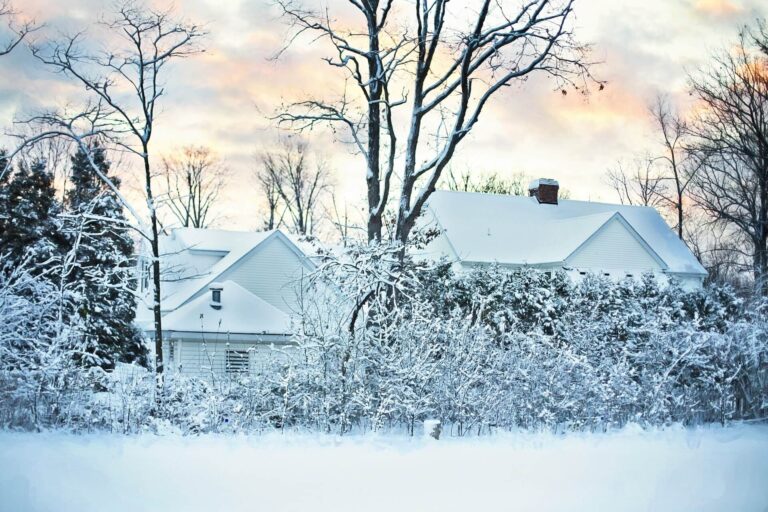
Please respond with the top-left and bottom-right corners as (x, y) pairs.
(136, 228), (316, 377)
(419, 179), (707, 289)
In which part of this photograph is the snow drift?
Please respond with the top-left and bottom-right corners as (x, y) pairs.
(1, 424), (767, 512)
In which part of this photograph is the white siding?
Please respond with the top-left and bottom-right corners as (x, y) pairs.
(566, 217), (663, 272)
(164, 338), (292, 378)
(219, 237), (308, 314)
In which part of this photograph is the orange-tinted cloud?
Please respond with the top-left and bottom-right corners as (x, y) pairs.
(693, 0), (742, 17)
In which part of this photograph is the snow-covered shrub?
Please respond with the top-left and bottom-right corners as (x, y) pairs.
(1, 238), (765, 435)
(0, 261), (86, 430)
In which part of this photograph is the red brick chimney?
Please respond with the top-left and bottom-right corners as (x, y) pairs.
(528, 178), (559, 205)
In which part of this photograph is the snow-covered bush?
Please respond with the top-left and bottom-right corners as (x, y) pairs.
(0, 261), (85, 430)
(1, 239), (766, 435)
(279, 253), (766, 434)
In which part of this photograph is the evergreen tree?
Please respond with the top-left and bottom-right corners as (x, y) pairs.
(65, 144), (147, 369)
(0, 157), (64, 273)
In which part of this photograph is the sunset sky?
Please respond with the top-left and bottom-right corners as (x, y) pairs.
(1, 0), (766, 231)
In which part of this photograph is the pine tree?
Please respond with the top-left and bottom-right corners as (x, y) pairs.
(65, 143), (147, 369)
(0, 157), (64, 273)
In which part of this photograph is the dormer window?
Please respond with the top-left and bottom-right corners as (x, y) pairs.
(209, 283), (223, 309)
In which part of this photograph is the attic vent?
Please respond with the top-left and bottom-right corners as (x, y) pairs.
(226, 349), (249, 374)
(209, 283), (223, 309)
(528, 178), (559, 205)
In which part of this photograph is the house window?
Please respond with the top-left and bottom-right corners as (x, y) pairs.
(226, 349), (249, 374)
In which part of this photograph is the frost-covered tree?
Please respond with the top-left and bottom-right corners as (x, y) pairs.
(64, 143), (147, 370)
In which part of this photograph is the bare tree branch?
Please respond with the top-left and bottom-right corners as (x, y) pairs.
(273, 0), (600, 246)
(0, 1), (40, 56)
(687, 23), (768, 293)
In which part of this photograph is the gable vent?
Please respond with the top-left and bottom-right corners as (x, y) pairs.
(209, 283), (223, 309)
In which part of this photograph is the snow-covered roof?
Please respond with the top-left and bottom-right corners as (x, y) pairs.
(157, 228), (314, 312)
(159, 280), (292, 335)
(423, 190), (706, 276)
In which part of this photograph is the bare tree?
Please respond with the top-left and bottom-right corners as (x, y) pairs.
(683, 208), (746, 287)
(446, 169), (530, 195)
(605, 157), (667, 208)
(687, 23), (768, 293)
(0, 2), (39, 181)
(160, 146), (226, 228)
(0, 1), (38, 57)
(24, 3), (205, 387)
(325, 191), (367, 245)
(257, 138), (331, 235)
(647, 95), (701, 239)
(275, 0), (598, 246)
(254, 156), (285, 231)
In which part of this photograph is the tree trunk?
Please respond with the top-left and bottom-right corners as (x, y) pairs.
(757, 172), (768, 295)
(756, 232), (768, 296)
(676, 179), (684, 240)
(366, 8), (382, 243)
(144, 148), (164, 399)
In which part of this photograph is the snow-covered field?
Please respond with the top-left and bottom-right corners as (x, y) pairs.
(1, 425), (767, 512)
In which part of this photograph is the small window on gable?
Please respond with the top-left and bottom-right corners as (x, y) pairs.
(226, 349), (249, 375)
(212, 289), (221, 303)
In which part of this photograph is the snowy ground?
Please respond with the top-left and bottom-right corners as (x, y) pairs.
(1, 424), (767, 512)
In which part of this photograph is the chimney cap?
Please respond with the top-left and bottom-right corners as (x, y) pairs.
(528, 178), (559, 191)
(209, 282), (224, 291)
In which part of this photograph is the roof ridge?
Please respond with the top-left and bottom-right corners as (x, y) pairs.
(432, 189), (657, 210)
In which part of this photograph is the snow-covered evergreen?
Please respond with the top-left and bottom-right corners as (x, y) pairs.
(63, 144), (146, 370)
(0, 157), (65, 273)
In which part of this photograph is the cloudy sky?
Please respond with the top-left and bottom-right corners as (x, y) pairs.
(1, 0), (766, 231)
